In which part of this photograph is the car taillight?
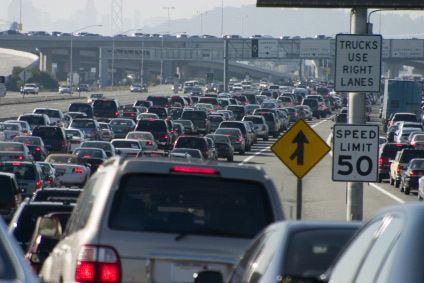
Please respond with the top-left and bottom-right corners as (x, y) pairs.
(146, 140), (153, 146)
(75, 245), (121, 283)
(35, 180), (41, 189)
(17, 155), (24, 160)
(411, 141), (416, 147)
(235, 137), (242, 143)
(410, 170), (416, 177)
(162, 134), (169, 140)
(12, 162), (20, 166)
(47, 178), (53, 185)
(73, 167), (83, 173)
(114, 111), (119, 117)
(396, 166), (400, 173)
(378, 157), (384, 167)
(171, 166), (218, 175)
(35, 146), (41, 152)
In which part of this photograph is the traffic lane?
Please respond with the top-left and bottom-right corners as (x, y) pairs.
(0, 85), (173, 119)
(237, 118), (402, 221)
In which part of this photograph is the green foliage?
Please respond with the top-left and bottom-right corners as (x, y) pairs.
(7, 67), (59, 91)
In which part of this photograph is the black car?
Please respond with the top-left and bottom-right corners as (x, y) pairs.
(0, 172), (20, 222)
(146, 96), (169, 107)
(180, 110), (210, 134)
(135, 119), (173, 149)
(13, 136), (47, 161)
(206, 134), (234, 162)
(68, 103), (93, 118)
(400, 158), (424, 194)
(92, 99), (120, 120)
(31, 187), (82, 203)
(148, 106), (168, 119)
(378, 143), (410, 182)
(32, 126), (70, 153)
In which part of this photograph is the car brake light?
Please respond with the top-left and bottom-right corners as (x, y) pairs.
(171, 166), (218, 175)
(378, 157), (384, 167)
(114, 111), (119, 117)
(411, 141), (416, 147)
(47, 178), (53, 185)
(35, 146), (41, 152)
(35, 180), (41, 189)
(75, 245), (121, 283)
(235, 137), (242, 143)
(410, 170), (416, 177)
(162, 134), (169, 140)
(73, 167), (83, 173)
(12, 162), (20, 166)
(146, 140), (153, 146)
(17, 155), (24, 160)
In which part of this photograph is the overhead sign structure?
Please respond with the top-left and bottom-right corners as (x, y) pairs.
(251, 39), (279, 58)
(335, 34), (382, 93)
(391, 39), (424, 58)
(256, 0), (424, 8)
(300, 40), (331, 58)
(332, 124), (379, 182)
(272, 119), (330, 179)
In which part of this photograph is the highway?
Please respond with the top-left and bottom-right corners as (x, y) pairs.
(1, 87), (413, 221)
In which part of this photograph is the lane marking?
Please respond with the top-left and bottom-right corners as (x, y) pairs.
(326, 129), (404, 204)
(239, 117), (332, 165)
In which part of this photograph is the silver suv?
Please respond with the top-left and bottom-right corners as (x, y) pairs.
(40, 158), (284, 283)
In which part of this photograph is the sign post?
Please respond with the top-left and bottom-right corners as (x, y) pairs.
(271, 120), (330, 219)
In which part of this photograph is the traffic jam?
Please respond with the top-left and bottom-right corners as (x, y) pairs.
(0, 78), (374, 283)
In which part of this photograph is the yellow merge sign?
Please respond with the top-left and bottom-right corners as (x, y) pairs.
(271, 119), (330, 178)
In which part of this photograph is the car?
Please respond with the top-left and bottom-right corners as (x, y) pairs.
(135, 119), (173, 150)
(168, 107), (184, 120)
(0, 161), (43, 197)
(68, 119), (101, 141)
(0, 141), (33, 161)
(410, 133), (424, 149)
(214, 128), (246, 154)
(13, 136), (47, 161)
(121, 105), (142, 121)
(253, 111), (279, 138)
(79, 141), (116, 158)
(68, 102), (93, 118)
(205, 134), (234, 161)
(98, 122), (115, 141)
(386, 112), (420, 132)
(181, 110), (210, 134)
(208, 115), (224, 132)
(18, 113), (51, 131)
(1, 122), (24, 141)
(36, 161), (58, 187)
(130, 83), (148, 93)
(125, 131), (158, 151)
(174, 119), (196, 134)
(21, 83), (39, 95)
(32, 108), (64, 126)
(92, 99), (120, 120)
(146, 96), (170, 107)
(109, 118), (136, 138)
(169, 148), (204, 161)
(87, 93), (105, 103)
(5, 120), (32, 136)
(64, 129), (85, 152)
(242, 115), (269, 141)
(219, 121), (254, 151)
(39, 159), (284, 283)
(174, 136), (214, 160)
(58, 85), (72, 94)
(32, 126), (70, 153)
(72, 148), (107, 173)
(378, 143), (410, 182)
(219, 221), (361, 283)
(323, 203), (424, 283)
(148, 106), (168, 119)
(45, 154), (90, 187)
(0, 172), (21, 222)
(111, 139), (143, 158)
(226, 105), (246, 121)
(302, 98), (320, 118)
(400, 158), (424, 195)
(9, 199), (75, 253)
(389, 149), (424, 188)
(77, 84), (90, 92)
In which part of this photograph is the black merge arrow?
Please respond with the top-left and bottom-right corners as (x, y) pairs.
(289, 130), (309, 165)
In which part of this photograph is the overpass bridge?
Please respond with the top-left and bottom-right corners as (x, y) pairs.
(1, 35), (424, 85)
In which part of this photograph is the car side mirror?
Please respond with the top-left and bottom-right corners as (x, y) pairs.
(38, 216), (62, 240)
(194, 271), (223, 283)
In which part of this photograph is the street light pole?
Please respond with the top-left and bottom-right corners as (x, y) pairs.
(221, 0), (224, 37)
(163, 6), (175, 34)
(70, 24), (102, 91)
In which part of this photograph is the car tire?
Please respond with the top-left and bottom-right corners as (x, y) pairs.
(308, 117), (312, 121)
(263, 135), (269, 141)
(418, 194), (423, 201)
(238, 149), (245, 155)
(227, 155), (233, 162)
(273, 132), (278, 138)
(404, 186), (410, 195)
(378, 175), (383, 183)
(395, 179), (400, 189)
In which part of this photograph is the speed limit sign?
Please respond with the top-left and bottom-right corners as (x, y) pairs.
(332, 124), (379, 182)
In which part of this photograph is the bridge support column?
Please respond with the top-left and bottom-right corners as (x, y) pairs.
(39, 50), (52, 73)
(99, 48), (109, 88)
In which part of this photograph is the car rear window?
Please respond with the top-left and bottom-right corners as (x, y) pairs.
(243, 116), (263, 124)
(181, 111), (207, 120)
(34, 109), (61, 118)
(381, 144), (409, 158)
(227, 106), (244, 114)
(13, 137), (41, 146)
(93, 100), (117, 110)
(136, 120), (167, 132)
(176, 138), (207, 151)
(2, 124), (19, 131)
(199, 97), (218, 105)
(74, 149), (104, 158)
(110, 120), (133, 126)
(112, 141), (140, 149)
(71, 120), (96, 128)
(284, 229), (358, 278)
(208, 116), (223, 122)
(0, 175), (15, 200)
(69, 104), (92, 113)
(393, 114), (418, 122)
(220, 122), (246, 134)
(303, 99), (318, 107)
(109, 174), (273, 238)
(0, 163), (36, 179)
(147, 97), (169, 107)
(33, 127), (63, 139)
(19, 115), (44, 125)
(400, 150), (424, 162)
(0, 143), (23, 152)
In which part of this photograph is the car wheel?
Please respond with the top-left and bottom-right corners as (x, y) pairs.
(227, 155), (233, 162)
(399, 180), (404, 192)
(395, 179), (400, 189)
(404, 185), (410, 195)
(418, 193), (423, 201)
(308, 117), (312, 121)
(238, 149), (245, 155)
(273, 132), (278, 138)
(263, 135), (269, 141)
(378, 175), (383, 183)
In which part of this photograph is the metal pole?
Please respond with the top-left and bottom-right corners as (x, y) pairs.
(19, 0), (22, 31)
(347, 7), (367, 221)
(70, 34), (73, 88)
(223, 38), (229, 92)
(160, 36), (164, 85)
(299, 59), (303, 81)
(141, 37), (144, 85)
(221, 0), (224, 37)
(296, 178), (302, 220)
(112, 36), (115, 88)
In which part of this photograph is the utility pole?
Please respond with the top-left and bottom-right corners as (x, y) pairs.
(19, 0), (23, 32)
(221, 0), (224, 36)
(163, 6), (175, 34)
(223, 38), (229, 92)
(347, 7), (367, 221)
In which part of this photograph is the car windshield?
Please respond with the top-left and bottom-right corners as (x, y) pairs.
(112, 141), (140, 149)
(181, 111), (206, 120)
(14, 137), (41, 146)
(0, 143), (23, 152)
(74, 148), (104, 158)
(283, 229), (357, 278)
(19, 115), (44, 125)
(81, 142), (111, 151)
(109, 174), (273, 238)
(243, 116), (263, 124)
(34, 109), (61, 118)
(176, 138), (206, 150)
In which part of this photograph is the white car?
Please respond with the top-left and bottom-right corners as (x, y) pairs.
(111, 139), (142, 158)
(125, 131), (158, 151)
(21, 83), (39, 95)
(1, 123), (23, 141)
(58, 85), (73, 94)
(45, 154), (90, 187)
(65, 129), (85, 152)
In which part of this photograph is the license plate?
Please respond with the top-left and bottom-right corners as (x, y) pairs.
(172, 263), (207, 283)
(56, 169), (66, 176)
